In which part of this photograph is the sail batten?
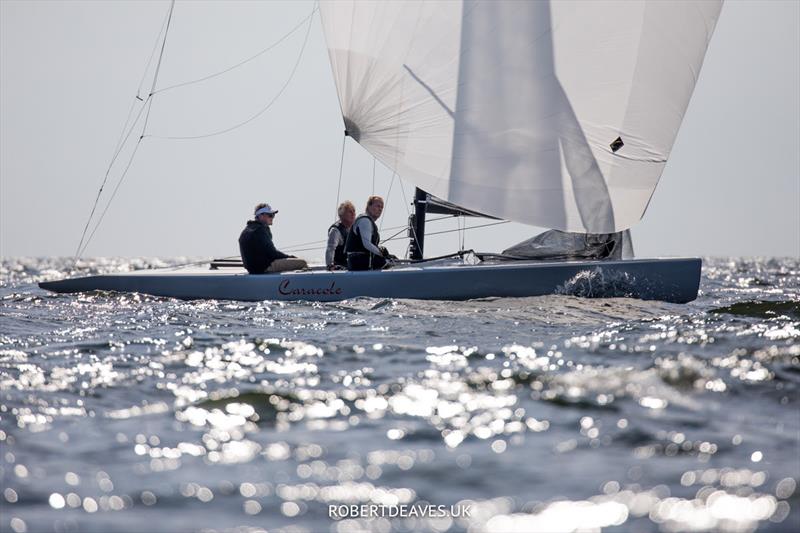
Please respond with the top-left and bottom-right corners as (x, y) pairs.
(320, 0), (723, 233)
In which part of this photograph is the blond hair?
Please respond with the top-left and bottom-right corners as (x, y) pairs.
(337, 200), (355, 218)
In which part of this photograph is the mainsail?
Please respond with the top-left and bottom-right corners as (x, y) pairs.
(319, 0), (723, 233)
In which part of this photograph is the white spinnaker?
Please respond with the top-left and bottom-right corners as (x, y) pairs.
(319, 0), (722, 233)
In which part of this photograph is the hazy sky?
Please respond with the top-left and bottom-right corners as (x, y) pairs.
(1, 0), (798, 261)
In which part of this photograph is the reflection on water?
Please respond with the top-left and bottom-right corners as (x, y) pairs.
(1, 257), (798, 532)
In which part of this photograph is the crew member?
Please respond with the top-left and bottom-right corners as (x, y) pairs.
(345, 196), (391, 271)
(238, 203), (307, 274)
(326, 200), (356, 270)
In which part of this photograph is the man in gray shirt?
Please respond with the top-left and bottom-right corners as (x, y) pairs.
(326, 201), (356, 270)
(344, 196), (390, 270)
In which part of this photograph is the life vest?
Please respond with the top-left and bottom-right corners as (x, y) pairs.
(328, 221), (349, 267)
(345, 214), (380, 255)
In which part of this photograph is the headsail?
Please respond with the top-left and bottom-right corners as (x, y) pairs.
(319, 0), (722, 233)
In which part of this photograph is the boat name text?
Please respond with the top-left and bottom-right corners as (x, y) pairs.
(278, 280), (343, 296)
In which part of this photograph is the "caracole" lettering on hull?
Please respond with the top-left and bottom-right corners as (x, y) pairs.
(278, 279), (343, 296)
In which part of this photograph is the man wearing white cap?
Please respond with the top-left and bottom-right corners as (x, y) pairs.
(239, 203), (307, 274)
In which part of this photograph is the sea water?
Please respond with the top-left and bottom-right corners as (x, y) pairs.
(1, 257), (798, 533)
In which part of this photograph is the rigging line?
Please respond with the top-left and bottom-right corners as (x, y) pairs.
(285, 238), (328, 249)
(112, 97), (145, 160)
(78, 138), (145, 258)
(284, 243), (326, 252)
(391, 249), (474, 266)
(76, 2), (175, 261)
(144, 7), (315, 141)
(141, 0), (176, 135)
(379, 172), (396, 233)
(456, 215), (461, 251)
(283, 240), (327, 252)
(284, 217), (460, 251)
(149, 0), (175, 97)
(334, 135), (346, 219)
(111, 0), (171, 154)
(424, 220), (510, 237)
(115, 14), (170, 155)
(73, 96), (152, 262)
(280, 218), (464, 252)
(396, 177), (421, 258)
(153, 6), (318, 97)
(282, 219), (430, 252)
(136, 3), (172, 98)
(283, 245), (326, 253)
(160, 256), (239, 271)
(371, 156), (376, 195)
(455, 215), (461, 251)
(72, 2), (173, 264)
(381, 215), (473, 245)
(380, 227), (410, 243)
(281, 217), (462, 253)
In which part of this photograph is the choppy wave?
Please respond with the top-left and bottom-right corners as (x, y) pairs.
(556, 266), (640, 298)
(1, 257), (798, 532)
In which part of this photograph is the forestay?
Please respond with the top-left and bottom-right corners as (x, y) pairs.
(319, 0), (723, 233)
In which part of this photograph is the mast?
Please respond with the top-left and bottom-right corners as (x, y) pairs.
(408, 188), (427, 260)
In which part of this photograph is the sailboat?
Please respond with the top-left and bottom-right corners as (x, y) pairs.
(40, 0), (723, 304)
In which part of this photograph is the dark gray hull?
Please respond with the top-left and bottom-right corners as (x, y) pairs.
(38, 258), (702, 303)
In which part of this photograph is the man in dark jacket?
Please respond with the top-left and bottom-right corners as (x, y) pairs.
(239, 203), (307, 274)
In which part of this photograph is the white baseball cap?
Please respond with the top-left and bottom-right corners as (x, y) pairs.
(254, 204), (279, 216)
